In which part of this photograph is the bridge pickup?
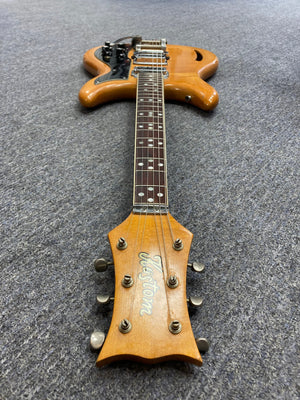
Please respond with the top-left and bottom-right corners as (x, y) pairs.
(132, 66), (169, 78)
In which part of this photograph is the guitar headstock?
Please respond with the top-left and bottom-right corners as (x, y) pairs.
(92, 212), (207, 367)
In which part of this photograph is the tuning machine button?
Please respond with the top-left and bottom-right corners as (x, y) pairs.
(187, 261), (205, 273)
(96, 294), (114, 305)
(187, 296), (203, 308)
(196, 337), (210, 353)
(90, 331), (105, 351)
(94, 258), (113, 272)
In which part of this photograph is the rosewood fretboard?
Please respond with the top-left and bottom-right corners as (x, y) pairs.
(133, 70), (168, 214)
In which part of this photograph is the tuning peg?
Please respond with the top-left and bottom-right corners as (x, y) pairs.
(187, 296), (203, 308)
(94, 258), (113, 272)
(90, 331), (105, 351)
(187, 261), (205, 273)
(196, 337), (209, 353)
(96, 294), (114, 305)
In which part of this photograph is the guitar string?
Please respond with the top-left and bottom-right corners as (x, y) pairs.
(128, 40), (173, 324)
(128, 70), (149, 324)
(129, 53), (158, 322)
(152, 42), (173, 321)
(158, 45), (174, 321)
(161, 44), (175, 246)
(135, 47), (166, 323)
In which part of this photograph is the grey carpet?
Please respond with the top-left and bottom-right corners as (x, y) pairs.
(1, 0), (299, 399)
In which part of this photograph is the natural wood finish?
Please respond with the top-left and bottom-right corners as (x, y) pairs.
(80, 40), (215, 367)
(79, 44), (218, 110)
(96, 212), (202, 367)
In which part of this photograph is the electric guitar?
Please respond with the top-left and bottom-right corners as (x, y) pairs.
(79, 36), (219, 367)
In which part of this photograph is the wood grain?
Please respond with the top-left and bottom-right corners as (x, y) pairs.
(96, 212), (202, 367)
(79, 44), (218, 110)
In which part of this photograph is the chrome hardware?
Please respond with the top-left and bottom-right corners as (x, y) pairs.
(134, 49), (164, 56)
(173, 238), (183, 251)
(122, 274), (134, 288)
(169, 320), (182, 334)
(196, 337), (210, 352)
(132, 66), (169, 78)
(136, 38), (167, 51)
(160, 38), (167, 49)
(167, 275), (179, 288)
(119, 319), (132, 334)
(133, 59), (168, 66)
(187, 261), (205, 273)
(187, 296), (203, 308)
(96, 294), (114, 305)
(90, 331), (105, 351)
(94, 258), (113, 272)
(117, 237), (127, 250)
(133, 49), (168, 66)
(185, 95), (192, 102)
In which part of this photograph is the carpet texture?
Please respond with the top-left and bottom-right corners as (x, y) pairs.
(1, 0), (299, 399)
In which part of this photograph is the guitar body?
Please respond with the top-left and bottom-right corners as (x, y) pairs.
(80, 37), (219, 368)
(79, 44), (219, 111)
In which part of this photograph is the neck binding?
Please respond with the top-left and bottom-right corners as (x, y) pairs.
(132, 51), (168, 214)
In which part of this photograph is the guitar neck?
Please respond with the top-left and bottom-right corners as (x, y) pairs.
(80, 36), (220, 367)
(133, 70), (168, 214)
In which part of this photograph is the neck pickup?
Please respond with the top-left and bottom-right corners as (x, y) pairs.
(133, 49), (169, 66)
(132, 66), (169, 78)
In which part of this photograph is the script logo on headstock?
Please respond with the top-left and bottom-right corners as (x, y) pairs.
(138, 252), (162, 316)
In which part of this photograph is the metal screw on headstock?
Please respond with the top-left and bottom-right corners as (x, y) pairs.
(117, 237), (128, 250)
(119, 318), (132, 334)
(167, 275), (179, 288)
(169, 320), (182, 334)
(122, 274), (134, 288)
(173, 238), (183, 251)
